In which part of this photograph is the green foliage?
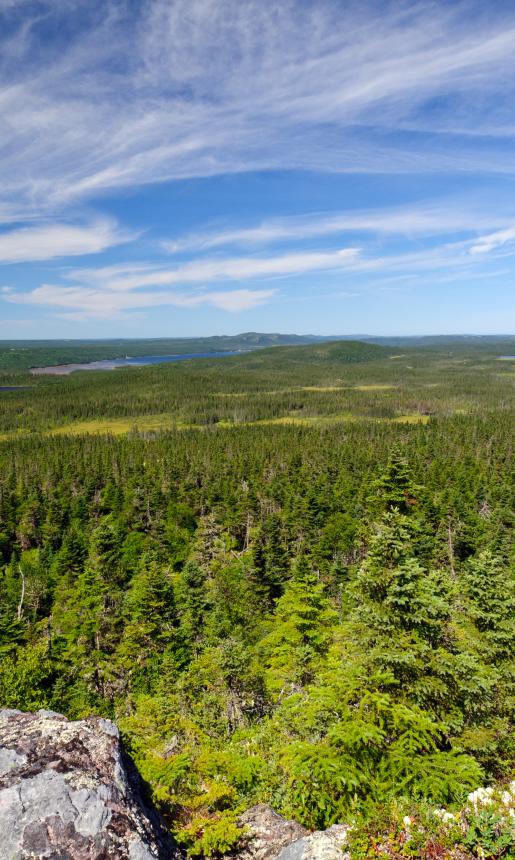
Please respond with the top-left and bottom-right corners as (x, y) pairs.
(260, 555), (336, 696)
(465, 550), (515, 657)
(0, 637), (53, 710)
(464, 808), (514, 858)
(176, 811), (243, 857)
(0, 340), (512, 854)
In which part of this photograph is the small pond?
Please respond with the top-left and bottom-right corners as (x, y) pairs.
(0, 386), (31, 391)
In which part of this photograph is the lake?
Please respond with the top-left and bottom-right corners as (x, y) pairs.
(0, 386), (32, 391)
(30, 351), (244, 375)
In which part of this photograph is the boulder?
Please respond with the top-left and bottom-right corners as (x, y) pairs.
(237, 804), (308, 860)
(0, 708), (180, 859)
(237, 805), (351, 860)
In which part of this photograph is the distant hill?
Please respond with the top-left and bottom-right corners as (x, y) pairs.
(1, 332), (512, 371)
(365, 334), (515, 352)
(226, 338), (392, 367)
(0, 333), (328, 371)
(0, 333), (338, 371)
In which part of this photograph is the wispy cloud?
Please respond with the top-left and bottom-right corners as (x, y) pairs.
(3, 247), (360, 318)
(0, 218), (132, 263)
(5, 220), (514, 321)
(68, 247), (360, 290)
(2, 1), (515, 332)
(469, 227), (515, 255)
(163, 202), (512, 253)
(5, 283), (275, 318)
(2, 0), (515, 220)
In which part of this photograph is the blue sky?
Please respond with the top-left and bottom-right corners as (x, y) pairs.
(0, 0), (514, 337)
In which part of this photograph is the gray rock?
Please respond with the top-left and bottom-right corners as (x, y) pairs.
(237, 804), (308, 860)
(237, 806), (351, 860)
(0, 708), (181, 859)
(277, 825), (351, 860)
(0, 746), (27, 776)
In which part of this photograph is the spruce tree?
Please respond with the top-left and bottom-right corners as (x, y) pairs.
(260, 554), (336, 696)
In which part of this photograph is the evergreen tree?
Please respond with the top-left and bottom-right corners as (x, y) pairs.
(465, 549), (515, 659)
(117, 555), (177, 693)
(252, 513), (288, 604)
(260, 554), (336, 696)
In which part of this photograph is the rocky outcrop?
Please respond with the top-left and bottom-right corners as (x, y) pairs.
(0, 709), (351, 860)
(237, 804), (308, 860)
(0, 708), (180, 859)
(237, 805), (351, 860)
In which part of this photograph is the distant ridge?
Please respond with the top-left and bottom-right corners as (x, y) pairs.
(1, 332), (513, 371)
(234, 339), (391, 366)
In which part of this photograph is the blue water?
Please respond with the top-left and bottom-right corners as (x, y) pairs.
(0, 386), (31, 391)
(30, 351), (245, 375)
(117, 351), (243, 367)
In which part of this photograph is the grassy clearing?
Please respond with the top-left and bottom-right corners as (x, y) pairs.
(0, 430), (31, 442)
(300, 385), (345, 392)
(215, 385), (347, 397)
(49, 413), (178, 436)
(214, 390), (290, 398)
(50, 413), (360, 433)
(215, 383), (396, 397)
(393, 413), (431, 424)
(0, 410), (435, 441)
(352, 384), (397, 391)
(245, 412), (358, 426)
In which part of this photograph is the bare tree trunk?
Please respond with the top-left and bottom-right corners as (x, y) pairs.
(17, 565), (25, 620)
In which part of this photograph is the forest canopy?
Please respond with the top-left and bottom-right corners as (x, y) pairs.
(0, 338), (513, 856)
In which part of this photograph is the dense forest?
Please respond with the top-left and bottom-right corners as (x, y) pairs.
(0, 338), (513, 858)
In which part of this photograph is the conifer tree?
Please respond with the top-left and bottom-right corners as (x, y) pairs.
(117, 555), (177, 692)
(260, 554), (336, 696)
(465, 549), (515, 659)
(174, 559), (209, 662)
(252, 513), (288, 604)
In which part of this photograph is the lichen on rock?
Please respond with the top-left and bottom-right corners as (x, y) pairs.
(237, 805), (351, 860)
(0, 708), (181, 859)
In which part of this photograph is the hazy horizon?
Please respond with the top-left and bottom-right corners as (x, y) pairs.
(1, 332), (514, 344)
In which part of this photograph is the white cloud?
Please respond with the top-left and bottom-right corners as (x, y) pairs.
(2, 245), (360, 318)
(0, 238), (362, 320)
(5, 212), (515, 321)
(0, 219), (132, 263)
(163, 203), (511, 253)
(65, 248), (360, 292)
(469, 227), (515, 255)
(5, 282), (274, 318)
(6, 211), (515, 321)
(2, 0), (515, 221)
(185, 289), (274, 313)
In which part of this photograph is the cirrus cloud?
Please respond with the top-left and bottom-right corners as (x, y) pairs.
(0, 218), (133, 263)
(2, 0), (515, 221)
(2, 246), (360, 318)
